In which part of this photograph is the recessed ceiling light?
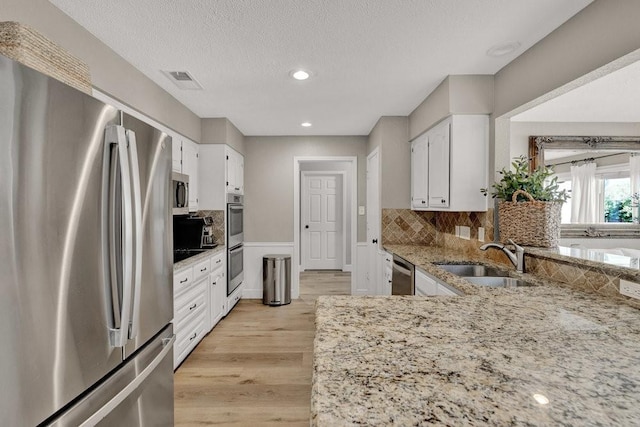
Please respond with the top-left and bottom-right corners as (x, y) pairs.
(301, 122), (312, 127)
(291, 69), (311, 80)
(487, 41), (521, 57)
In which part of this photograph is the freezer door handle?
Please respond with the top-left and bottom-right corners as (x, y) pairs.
(105, 125), (135, 348)
(126, 129), (143, 341)
(78, 334), (175, 427)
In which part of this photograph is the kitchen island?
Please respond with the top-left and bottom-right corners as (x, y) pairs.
(312, 250), (640, 425)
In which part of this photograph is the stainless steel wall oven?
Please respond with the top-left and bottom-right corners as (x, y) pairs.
(227, 194), (244, 296)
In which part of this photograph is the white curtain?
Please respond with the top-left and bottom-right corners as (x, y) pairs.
(570, 162), (598, 223)
(631, 154), (640, 223)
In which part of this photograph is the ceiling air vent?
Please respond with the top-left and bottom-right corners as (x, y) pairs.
(162, 70), (203, 90)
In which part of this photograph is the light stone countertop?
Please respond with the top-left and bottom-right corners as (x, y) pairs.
(173, 245), (225, 271)
(312, 245), (640, 426)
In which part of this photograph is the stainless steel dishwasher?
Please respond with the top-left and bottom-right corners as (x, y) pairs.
(392, 255), (415, 295)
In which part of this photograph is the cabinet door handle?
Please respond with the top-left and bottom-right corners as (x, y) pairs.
(216, 259), (222, 264)
(180, 278), (188, 284)
(200, 267), (207, 272)
(421, 200), (426, 204)
(189, 332), (197, 341)
(212, 281), (217, 286)
(189, 303), (197, 310)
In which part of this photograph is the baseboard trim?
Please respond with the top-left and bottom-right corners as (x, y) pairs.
(241, 289), (263, 299)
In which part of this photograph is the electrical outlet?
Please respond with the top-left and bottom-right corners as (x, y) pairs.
(358, 206), (365, 215)
(455, 226), (460, 237)
(459, 226), (471, 240)
(620, 279), (640, 300)
(478, 227), (485, 242)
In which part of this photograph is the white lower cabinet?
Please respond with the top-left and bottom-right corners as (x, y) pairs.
(208, 252), (226, 330)
(173, 275), (207, 369)
(173, 250), (227, 370)
(415, 269), (438, 296)
(380, 251), (393, 296)
(415, 268), (459, 297)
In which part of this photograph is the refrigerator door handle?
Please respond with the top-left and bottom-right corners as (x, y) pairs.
(105, 125), (135, 348)
(126, 129), (143, 341)
(78, 334), (175, 427)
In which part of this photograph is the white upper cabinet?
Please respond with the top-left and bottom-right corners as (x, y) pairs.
(172, 138), (182, 173)
(181, 139), (199, 212)
(226, 146), (244, 195)
(410, 115), (488, 212)
(427, 120), (450, 208)
(171, 137), (200, 212)
(410, 135), (428, 209)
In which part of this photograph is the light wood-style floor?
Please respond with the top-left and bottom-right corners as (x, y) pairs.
(174, 271), (350, 426)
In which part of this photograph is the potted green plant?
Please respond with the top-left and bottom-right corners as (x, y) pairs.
(481, 156), (569, 247)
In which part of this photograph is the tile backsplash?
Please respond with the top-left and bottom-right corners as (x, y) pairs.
(195, 210), (225, 246)
(382, 208), (498, 254)
(381, 209), (437, 245)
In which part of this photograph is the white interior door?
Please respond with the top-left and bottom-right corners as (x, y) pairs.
(302, 174), (343, 270)
(366, 149), (380, 295)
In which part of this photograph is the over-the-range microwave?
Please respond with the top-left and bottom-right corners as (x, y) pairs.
(172, 172), (189, 215)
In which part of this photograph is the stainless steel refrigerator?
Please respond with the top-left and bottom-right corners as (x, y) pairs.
(0, 54), (175, 426)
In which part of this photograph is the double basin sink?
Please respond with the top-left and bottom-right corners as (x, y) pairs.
(437, 264), (533, 288)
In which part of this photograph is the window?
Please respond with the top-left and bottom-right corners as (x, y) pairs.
(556, 166), (633, 224)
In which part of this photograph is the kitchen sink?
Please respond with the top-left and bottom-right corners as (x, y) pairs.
(463, 276), (534, 288)
(437, 264), (510, 277)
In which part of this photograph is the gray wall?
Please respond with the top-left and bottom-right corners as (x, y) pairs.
(244, 136), (367, 242)
(494, 0), (640, 119)
(409, 75), (494, 140)
(493, 0), (640, 176)
(3, 0), (202, 141)
(368, 117), (411, 209)
(201, 118), (245, 154)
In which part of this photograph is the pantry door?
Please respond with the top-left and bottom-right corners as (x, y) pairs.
(301, 173), (343, 270)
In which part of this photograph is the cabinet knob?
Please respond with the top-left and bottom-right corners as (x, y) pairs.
(372, 239), (378, 244)
(421, 200), (426, 204)
(305, 225), (309, 229)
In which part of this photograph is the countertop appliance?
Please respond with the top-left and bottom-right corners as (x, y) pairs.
(172, 172), (189, 215)
(0, 54), (174, 426)
(173, 215), (218, 262)
(392, 255), (415, 295)
(227, 193), (244, 305)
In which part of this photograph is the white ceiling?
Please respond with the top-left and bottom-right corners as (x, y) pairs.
(512, 59), (640, 123)
(50, 0), (592, 136)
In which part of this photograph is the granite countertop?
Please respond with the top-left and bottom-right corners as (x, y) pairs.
(383, 244), (554, 296)
(173, 245), (225, 271)
(312, 245), (640, 425)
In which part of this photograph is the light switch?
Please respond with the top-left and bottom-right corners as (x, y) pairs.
(459, 226), (471, 240)
(478, 227), (485, 242)
(358, 206), (365, 215)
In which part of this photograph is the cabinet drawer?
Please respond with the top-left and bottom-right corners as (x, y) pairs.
(210, 253), (224, 273)
(175, 278), (207, 329)
(174, 267), (194, 295)
(193, 258), (211, 282)
(175, 310), (207, 367)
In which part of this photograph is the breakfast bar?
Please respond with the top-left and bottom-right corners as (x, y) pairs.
(311, 247), (640, 425)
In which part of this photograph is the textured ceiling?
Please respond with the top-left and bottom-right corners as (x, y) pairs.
(512, 59), (640, 123)
(50, 0), (592, 136)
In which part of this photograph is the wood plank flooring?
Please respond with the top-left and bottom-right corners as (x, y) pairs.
(174, 271), (350, 426)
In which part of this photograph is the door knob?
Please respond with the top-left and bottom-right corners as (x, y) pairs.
(305, 225), (309, 229)
(372, 239), (378, 244)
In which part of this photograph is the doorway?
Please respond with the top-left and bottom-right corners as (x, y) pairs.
(293, 157), (357, 296)
(301, 172), (344, 270)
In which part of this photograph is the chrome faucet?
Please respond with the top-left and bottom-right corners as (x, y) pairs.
(479, 239), (525, 273)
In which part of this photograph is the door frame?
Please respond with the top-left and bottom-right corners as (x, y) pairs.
(293, 156), (357, 296)
(300, 171), (346, 271)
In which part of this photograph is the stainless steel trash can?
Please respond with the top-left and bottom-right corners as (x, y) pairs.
(263, 254), (291, 306)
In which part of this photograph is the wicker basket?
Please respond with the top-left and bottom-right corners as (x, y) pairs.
(0, 21), (91, 94)
(498, 190), (562, 247)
